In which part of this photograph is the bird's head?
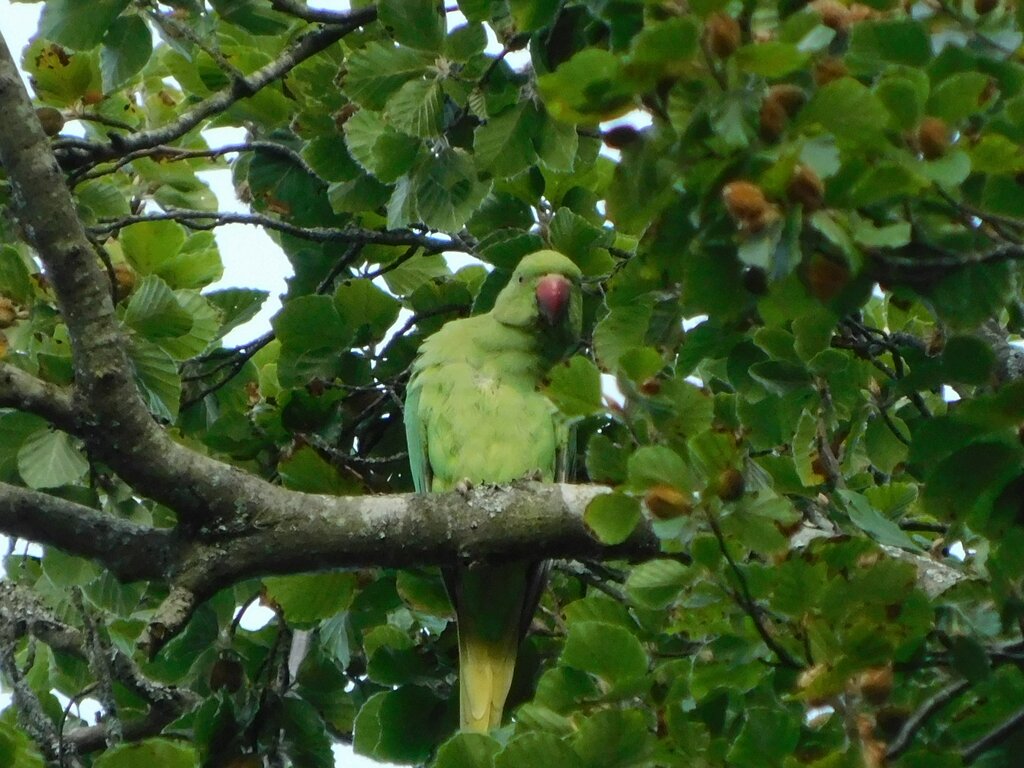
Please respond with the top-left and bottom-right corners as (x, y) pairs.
(492, 250), (583, 341)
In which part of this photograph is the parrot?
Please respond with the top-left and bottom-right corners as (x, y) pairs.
(404, 250), (583, 732)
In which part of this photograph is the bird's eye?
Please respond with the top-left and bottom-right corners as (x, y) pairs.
(518, 276), (524, 283)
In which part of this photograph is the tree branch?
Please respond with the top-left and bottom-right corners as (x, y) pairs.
(90, 210), (466, 253)
(0, 483), (178, 582)
(886, 679), (970, 761)
(0, 362), (77, 432)
(137, 482), (656, 655)
(963, 705), (1024, 764)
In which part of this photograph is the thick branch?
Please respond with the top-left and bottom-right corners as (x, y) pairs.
(137, 483), (656, 654)
(0, 483), (177, 581)
(0, 362), (76, 431)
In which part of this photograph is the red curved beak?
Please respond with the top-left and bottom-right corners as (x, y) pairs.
(536, 274), (572, 325)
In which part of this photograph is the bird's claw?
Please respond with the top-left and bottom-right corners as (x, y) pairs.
(455, 478), (474, 498)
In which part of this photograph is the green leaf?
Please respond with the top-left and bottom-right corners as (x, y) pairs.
(594, 303), (653, 369)
(537, 49), (634, 124)
(334, 279), (401, 345)
(128, 338), (182, 421)
(474, 103), (541, 178)
(121, 219), (185, 273)
(799, 78), (889, 147)
(280, 696), (334, 768)
(585, 492), (642, 545)
(545, 355), (602, 417)
(123, 275), (193, 339)
(379, 0), (445, 51)
(436, 732), (501, 768)
(0, 246), (35, 304)
(401, 148), (491, 231)
(573, 709), (653, 768)
(586, 433), (630, 485)
(535, 113), (579, 173)
(838, 489), (918, 549)
(93, 739), (196, 768)
(560, 620), (648, 685)
(496, 732), (584, 768)
(344, 43), (433, 110)
(626, 559), (689, 609)
(922, 441), (1022, 528)
(22, 39), (100, 106)
(278, 446), (358, 494)
(622, 18), (700, 84)
(627, 446), (690, 490)
(272, 295), (354, 386)
(928, 72), (990, 123)
(17, 427), (88, 489)
(734, 42), (810, 77)
(205, 288), (268, 341)
(0, 722), (45, 768)
(353, 686), (449, 764)
(42, 547), (100, 588)
(548, 207), (614, 275)
(39, 0), (131, 50)
(942, 335), (995, 385)
(727, 707), (801, 768)
(446, 23), (488, 62)
(344, 109), (421, 183)
(386, 77), (445, 137)
(846, 20), (931, 72)
(100, 14), (151, 91)
(509, 0), (561, 32)
(263, 572), (358, 624)
(864, 415), (909, 474)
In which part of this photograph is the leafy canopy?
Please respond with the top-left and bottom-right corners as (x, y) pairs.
(2, 0), (1024, 766)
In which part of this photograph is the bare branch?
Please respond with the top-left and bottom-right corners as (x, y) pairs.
(963, 705), (1024, 764)
(886, 679), (970, 761)
(0, 482), (177, 581)
(90, 210), (467, 253)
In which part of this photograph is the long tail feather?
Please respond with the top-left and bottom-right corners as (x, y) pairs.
(458, 627), (519, 732)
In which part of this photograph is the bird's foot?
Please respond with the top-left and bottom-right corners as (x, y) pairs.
(455, 478), (474, 498)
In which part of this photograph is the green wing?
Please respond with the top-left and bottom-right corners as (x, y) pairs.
(404, 380), (431, 494)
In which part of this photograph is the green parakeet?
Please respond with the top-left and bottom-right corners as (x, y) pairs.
(405, 250), (583, 732)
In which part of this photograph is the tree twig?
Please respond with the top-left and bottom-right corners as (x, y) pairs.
(886, 679), (970, 760)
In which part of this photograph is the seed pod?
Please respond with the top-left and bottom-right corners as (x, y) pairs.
(705, 13), (741, 58)
(787, 165), (825, 211)
(759, 96), (789, 142)
(0, 297), (17, 329)
(741, 266), (768, 295)
(768, 84), (807, 116)
(814, 57), (848, 86)
(723, 181), (768, 223)
(35, 107), (64, 137)
(856, 666), (894, 704)
(722, 181), (779, 232)
(603, 125), (642, 149)
(715, 468), (745, 501)
(917, 116), (950, 160)
(113, 263), (137, 300)
(645, 485), (693, 520)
